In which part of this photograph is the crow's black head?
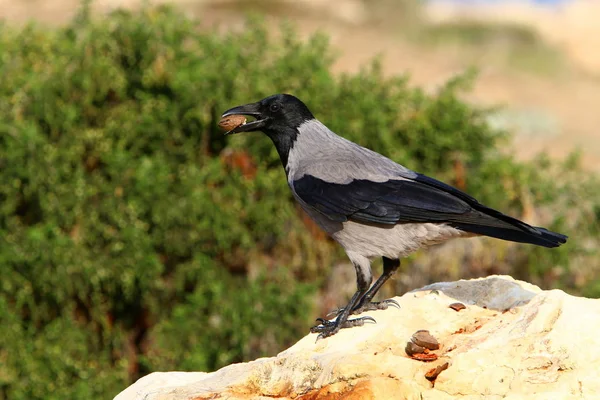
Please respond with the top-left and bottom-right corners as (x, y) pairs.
(221, 94), (314, 136)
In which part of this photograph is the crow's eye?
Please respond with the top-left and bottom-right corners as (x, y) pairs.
(270, 103), (281, 113)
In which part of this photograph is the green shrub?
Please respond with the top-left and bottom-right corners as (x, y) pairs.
(0, 4), (598, 399)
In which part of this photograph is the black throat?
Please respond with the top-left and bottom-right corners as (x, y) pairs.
(264, 126), (299, 171)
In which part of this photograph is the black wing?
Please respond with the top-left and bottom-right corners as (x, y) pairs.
(293, 174), (567, 248)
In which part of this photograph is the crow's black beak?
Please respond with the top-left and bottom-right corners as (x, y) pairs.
(221, 102), (269, 135)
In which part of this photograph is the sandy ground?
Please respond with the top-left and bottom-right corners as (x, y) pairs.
(2, 0), (599, 170)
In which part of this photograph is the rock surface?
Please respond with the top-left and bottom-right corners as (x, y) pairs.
(115, 276), (600, 400)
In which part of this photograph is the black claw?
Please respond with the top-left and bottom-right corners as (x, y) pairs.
(385, 299), (401, 309)
(311, 321), (339, 337)
(310, 315), (377, 337)
(310, 318), (333, 333)
(362, 298), (400, 312)
(360, 316), (377, 324)
(326, 299), (400, 319)
(339, 315), (377, 328)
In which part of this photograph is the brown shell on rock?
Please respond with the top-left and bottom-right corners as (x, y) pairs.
(425, 362), (449, 381)
(405, 341), (425, 357)
(411, 352), (438, 362)
(411, 330), (440, 350)
(449, 302), (467, 312)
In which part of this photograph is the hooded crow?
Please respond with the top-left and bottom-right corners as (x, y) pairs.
(222, 94), (568, 339)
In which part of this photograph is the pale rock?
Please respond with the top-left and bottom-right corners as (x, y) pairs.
(115, 275), (600, 400)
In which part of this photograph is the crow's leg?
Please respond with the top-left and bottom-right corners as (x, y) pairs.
(311, 253), (375, 339)
(353, 257), (401, 312)
(328, 257), (400, 317)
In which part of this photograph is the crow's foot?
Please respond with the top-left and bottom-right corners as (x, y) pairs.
(310, 316), (376, 340)
(326, 299), (400, 318)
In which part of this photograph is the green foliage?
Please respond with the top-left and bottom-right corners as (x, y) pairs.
(0, 4), (598, 399)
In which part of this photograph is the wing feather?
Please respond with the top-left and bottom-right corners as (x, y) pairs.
(292, 174), (567, 248)
(293, 175), (471, 225)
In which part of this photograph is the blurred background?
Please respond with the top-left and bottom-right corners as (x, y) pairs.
(1, 0), (599, 398)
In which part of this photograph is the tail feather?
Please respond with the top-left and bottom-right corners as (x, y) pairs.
(452, 223), (568, 248)
(411, 173), (568, 248)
